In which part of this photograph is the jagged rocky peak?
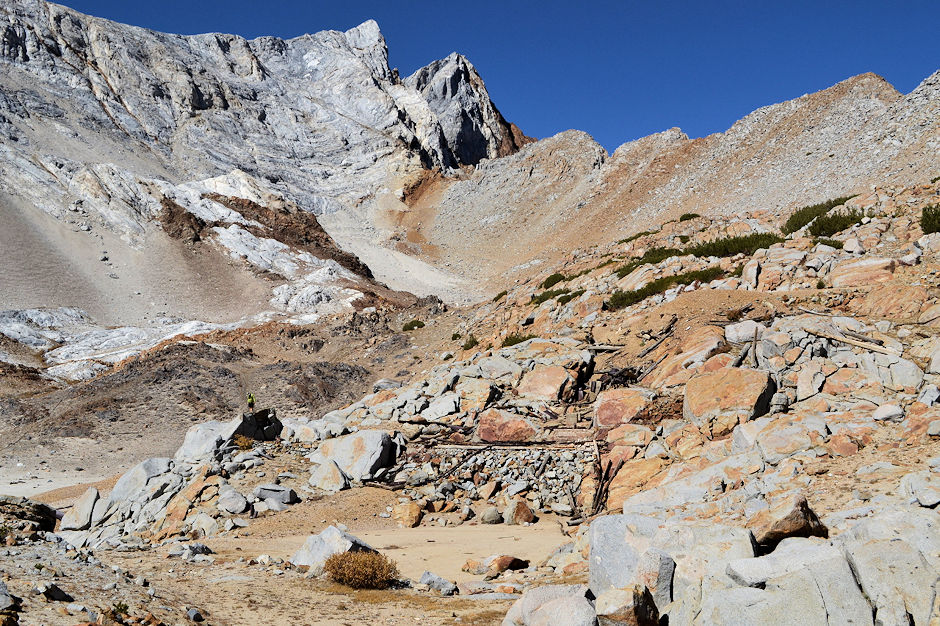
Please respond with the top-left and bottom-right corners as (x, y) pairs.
(406, 52), (533, 165)
(0, 1), (529, 189)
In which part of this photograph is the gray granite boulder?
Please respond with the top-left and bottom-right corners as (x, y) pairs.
(60, 487), (98, 531)
(289, 526), (376, 576)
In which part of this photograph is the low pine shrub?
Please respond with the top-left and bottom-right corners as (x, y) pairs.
(920, 204), (940, 235)
(462, 335), (479, 351)
(492, 290), (508, 302)
(686, 233), (783, 258)
(556, 289), (585, 305)
(782, 196), (855, 234)
(324, 551), (399, 589)
(502, 334), (537, 347)
(813, 237), (844, 249)
(606, 266), (725, 311)
(402, 319), (425, 332)
(614, 247), (682, 279)
(540, 273), (566, 289)
(679, 212), (701, 222)
(531, 288), (570, 305)
(807, 208), (864, 237)
(618, 230), (657, 245)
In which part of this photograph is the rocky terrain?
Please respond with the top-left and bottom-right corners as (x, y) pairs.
(1, 179), (938, 625)
(0, 1), (939, 625)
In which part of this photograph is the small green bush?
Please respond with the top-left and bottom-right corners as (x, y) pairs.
(930, 175), (940, 184)
(606, 266), (725, 311)
(531, 288), (570, 305)
(782, 196), (855, 234)
(556, 289), (585, 306)
(618, 230), (657, 245)
(814, 237), (844, 249)
(816, 279), (826, 289)
(501, 334), (537, 347)
(686, 233), (783, 258)
(730, 264), (745, 278)
(492, 290), (508, 302)
(462, 335), (479, 350)
(678, 235), (690, 244)
(402, 319), (425, 332)
(324, 551), (399, 589)
(451, 332), (462, 341)
(540, 273), (566, 289)
(807, 208), (864, 237)
(679, 212), (701, 222)
(920, 204), (940, 235)
(614, 247), (682, 279)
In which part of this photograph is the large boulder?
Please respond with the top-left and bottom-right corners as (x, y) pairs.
(289, 526), (377, 575)
(594, 585), (658, 626)
(829, 257), (896, 287)
(309, 460), (351, 492)
(589, 515), (640, 597)
(216, 486), (249, 515)
(0, 580), (14, 612)
(392, 501), (423, 528)
(478, 409), (540, 443)
(503, 498), (536, 525)
(252, 484), (298, 505)
(836, 509), (940, 625)
(107, 457), (172, 506)
(700, 537), (873, 625)
(518, 365), (573, 401)
(746, 493), (827, 550)
(899, 470), (940, 508)
(310, 430), (396, 481)
(59, 487), (99, 531)
(593, 388), (655, 430)
(502, 584), (590, 626)
(683, 368), (775, 437)
(530, 596), (597, 626)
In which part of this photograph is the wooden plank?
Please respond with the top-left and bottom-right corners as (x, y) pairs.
(805, 328), (901, 356)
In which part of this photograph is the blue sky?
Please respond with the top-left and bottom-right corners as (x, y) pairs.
(64, 0), (939, 152)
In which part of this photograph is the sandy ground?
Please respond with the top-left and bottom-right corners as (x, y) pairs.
(0, 192), (273, 326)
(320, 201), (480, 305)
(27, 482), (568, 625)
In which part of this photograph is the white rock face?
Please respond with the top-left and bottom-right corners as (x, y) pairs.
(0, 1), (525, 316)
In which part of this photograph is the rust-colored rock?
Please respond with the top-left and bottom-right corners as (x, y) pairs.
(747, 492), (828, 549)
(645, 325), (726, 388)
(392, 501), (423, 528)
(503, 498), (536, 525)
(683, 368), (774, 438)
(606, 457), (666, 510)
(477, 480), (500, 501)
(517, 365), (572, 400)
(455, 376), (495, 411)
(829, 257), (896, 287)
(477, 409), (539, 443)
(594, 387), (654, 429)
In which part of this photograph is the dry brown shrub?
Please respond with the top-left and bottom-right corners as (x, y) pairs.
(324, 551), (399, 589)
(232, 434), (254, 451)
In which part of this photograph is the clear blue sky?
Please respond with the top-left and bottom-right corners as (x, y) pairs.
(64, 0), (938, 152)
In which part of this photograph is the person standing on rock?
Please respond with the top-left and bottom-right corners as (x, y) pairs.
(246, 392), (256, 415)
